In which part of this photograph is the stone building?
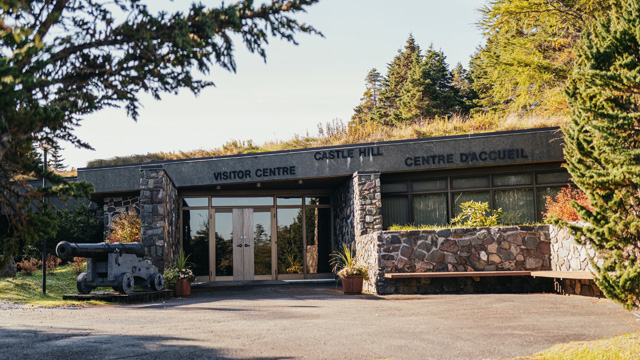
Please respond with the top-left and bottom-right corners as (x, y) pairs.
(77, 127), (595, 294)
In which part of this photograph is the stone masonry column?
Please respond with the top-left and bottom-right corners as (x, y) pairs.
(352, 171), (383, 236)
(139, 165), (179, 271)
(352, 171), (383, 294)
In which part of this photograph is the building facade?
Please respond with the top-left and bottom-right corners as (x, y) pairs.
(79, 127), (570, 285)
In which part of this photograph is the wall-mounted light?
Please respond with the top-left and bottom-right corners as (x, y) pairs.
(298, 179), (303, 185)
(216, 185), (221, 190)
(256, 183), (261, 188)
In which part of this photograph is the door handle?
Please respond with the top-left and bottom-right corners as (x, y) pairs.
(236, 244), (242, 248)
(244, 244), (250, 247)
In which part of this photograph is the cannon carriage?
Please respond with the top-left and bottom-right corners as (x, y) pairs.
(56, 241), (164, 295)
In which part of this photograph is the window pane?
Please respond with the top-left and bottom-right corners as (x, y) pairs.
(183, 209), (209, 277)
(494, 189), (535, 224)
(214, 212), (233, 277)
(381, 183), (408, 193)
(253, 211), (272, 276)
(412, 179), (447, 192)
(536, 186), (564, 222)
(277, 197), (302, 206)
(182, 198), (208, 207)
(536, 171), (570, 184)
(212, 197), (273, 207)
(305, 196), (330, 206)
(413, 193), (448, 226)
(305, 207), (332, 273)
(277, 208), (304, 274)
(493, 174), (532, 187)
(453, 191), (490, 217)
(382, 195), (409, 229)
(452, 176), (490, 189)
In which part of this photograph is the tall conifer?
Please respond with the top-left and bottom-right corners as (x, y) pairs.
(352, 68), (383, 125)
(563, 0), (640, 310)
(376, 35), (421, 124)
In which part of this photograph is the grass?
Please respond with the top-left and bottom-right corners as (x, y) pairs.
(86, 113), (568, 167)
(0, 265), (105, 307)
(499, 331), (640, 360)
(387, 222), (544, 231)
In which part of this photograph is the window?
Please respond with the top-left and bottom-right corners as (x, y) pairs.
(413, 193), (448, 226)
(381, 169), (570, 228)
(382, 195), (409, 229)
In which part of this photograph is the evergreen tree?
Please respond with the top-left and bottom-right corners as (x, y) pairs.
(396, 45), (458, 122)
(376, 35), (421, 124)
(49, 146), (67, 172)
(421, 46), (457, 117)
(397, 52), (428, 122)
(351, 68), (383, 125)
(474, 0), (615, 115)
(451, 62), (477, 114)
(563, 0), (640, 310)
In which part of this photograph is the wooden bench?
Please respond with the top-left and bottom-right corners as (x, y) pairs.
(530, 271), (594, 280)
(384, 270), (594, 280)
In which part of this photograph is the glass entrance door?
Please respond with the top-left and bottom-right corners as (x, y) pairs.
(213, 208), (273, 281)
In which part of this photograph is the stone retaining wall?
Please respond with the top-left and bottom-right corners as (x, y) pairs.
(549, 225), (602, 297)
(373, 226), (552, 294)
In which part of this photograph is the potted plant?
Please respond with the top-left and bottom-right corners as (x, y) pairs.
(330, 243), (369, 295)
(163, 250), (195, 297)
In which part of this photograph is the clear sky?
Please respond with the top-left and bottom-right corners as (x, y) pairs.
(61, 0), (485, 169)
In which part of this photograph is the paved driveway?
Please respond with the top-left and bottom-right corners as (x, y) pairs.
(1, 283), (638, 360)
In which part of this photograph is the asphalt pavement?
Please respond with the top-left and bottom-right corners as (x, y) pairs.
(1, 283), (638, 360)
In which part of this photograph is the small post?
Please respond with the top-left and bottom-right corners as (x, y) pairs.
(38, 141), (52, 295)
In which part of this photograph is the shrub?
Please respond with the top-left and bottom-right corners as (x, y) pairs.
(451, 201), (502, 227)
(70, 257), (86, 275)
(46, 254), (61, 275)
(106, 209), (141, 243)
(543, 185), (593, 222)
(17, 258), (42, 276)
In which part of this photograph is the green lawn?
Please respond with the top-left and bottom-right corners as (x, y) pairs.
(499, 331), (640, 360)
(0, 265), (105, 307)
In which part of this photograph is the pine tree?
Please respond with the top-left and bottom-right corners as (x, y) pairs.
(351, 68), (383, 125)
(451, 62), (477, 114)
(396, 45), (458, 122)
(397, 52), (428, 122)
(49, 146), (67, 172)
(376, 35), (421, 124)
(563, 0), (640, 310)
(421, 46), (457, 117)
(474, 0), (615, 115)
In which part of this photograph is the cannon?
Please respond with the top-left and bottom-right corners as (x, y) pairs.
(56, 241), (164, 295)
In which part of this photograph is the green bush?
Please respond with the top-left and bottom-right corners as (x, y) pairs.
(451, 201), (502, 227)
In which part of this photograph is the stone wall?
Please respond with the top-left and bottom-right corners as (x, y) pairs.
(333, 179), (354, 247)
(374, 226), (553, 294)
(103, 195), (139, 239)
(355, 232), (381, 293)
(139, 166), (179, 271)
(352, 172), (382, 237)
(549, 225), (602, 297)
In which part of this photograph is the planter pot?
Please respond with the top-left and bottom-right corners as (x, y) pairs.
(341, 275), (364, 295)
(174, 278), (191, 297)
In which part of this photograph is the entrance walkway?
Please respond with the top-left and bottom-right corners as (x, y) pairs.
(1, 284), (638, 359)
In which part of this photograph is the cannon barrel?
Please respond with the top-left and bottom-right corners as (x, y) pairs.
(56, 241), (145, 260)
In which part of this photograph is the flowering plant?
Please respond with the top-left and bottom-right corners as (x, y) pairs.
(330, 243), (369, 280)
(163, 250), (196, 286)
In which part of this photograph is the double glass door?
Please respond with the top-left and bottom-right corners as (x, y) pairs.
(214, 208), (274, 281)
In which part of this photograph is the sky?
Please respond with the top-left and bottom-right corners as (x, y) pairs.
(61, 0), (486, 169)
